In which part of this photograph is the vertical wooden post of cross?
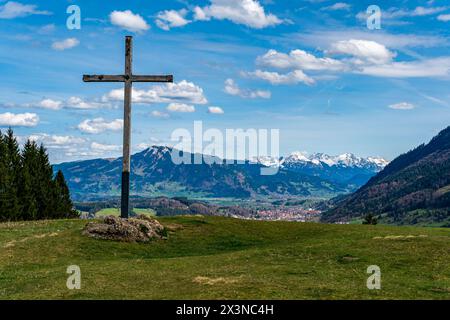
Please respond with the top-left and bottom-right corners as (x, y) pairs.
(83, 36), (173, 218)
(121, 36), (133, 218)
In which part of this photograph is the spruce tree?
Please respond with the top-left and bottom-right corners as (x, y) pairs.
(35, 144), (55, 219)
(20, 140), (39, 220)
(4, 128), (21, 220)
(0, 129), (76, 222)
(0, 130), (7, 220)
(363, 213), (378, 225)
(54, 170), (76, 218)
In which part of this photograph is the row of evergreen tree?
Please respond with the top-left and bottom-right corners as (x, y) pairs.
(0, 128), (77, 221)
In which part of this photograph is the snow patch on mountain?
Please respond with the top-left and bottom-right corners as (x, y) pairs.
(257, 151), (389, 170)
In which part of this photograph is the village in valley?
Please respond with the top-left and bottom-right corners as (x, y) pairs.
(254, 207), (321, 222)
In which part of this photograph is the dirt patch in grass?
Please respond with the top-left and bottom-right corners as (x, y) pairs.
(337, 254), (360, 263)
(372, 235), (428, 240)
(193, 276), (241, 286)
(0, 220), (51, 229)
(3, 232), (59, 248)
(165, 223), (184, 232)
(429, 287), (450, 294)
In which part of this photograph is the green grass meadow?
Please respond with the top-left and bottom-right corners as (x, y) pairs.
(0, 216), (449, 299)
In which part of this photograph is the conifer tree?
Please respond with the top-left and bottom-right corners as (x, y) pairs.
(362, 213), (378, 225)
(54, 170), (76, 218)
(20, 140), (39, 220)
(0, 130), (7, 220)
(35, 144), (55, 219)
(4, 128), (21, 220)
(0, 129), (77, 222)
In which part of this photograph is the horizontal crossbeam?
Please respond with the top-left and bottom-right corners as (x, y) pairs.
(132, 75), (173, 82)
(83, 75), (173, 83)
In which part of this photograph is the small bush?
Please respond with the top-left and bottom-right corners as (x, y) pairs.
(362, 213), (378, 225)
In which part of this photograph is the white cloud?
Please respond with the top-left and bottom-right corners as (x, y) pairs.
(0, 1), (51, 19)
(38, 23), (55, 34)
(252, 39), (450, 80)
(136, 142), (151, 151)
(388, 102), (415, 110)
(437, 14), (450, 21)
(412, 6), (448, 16)
(245, 69), (315, 85)
(421, 94), (449, 107)
(37, 98), (63, 110)
(322, 2), (350, 11)
(359, 57), (450, 78)
(207, 106), (224, 114)
(65, 146), (115, 158)
(151, 110), (170, 118)
(193, 0), (283, 29)
(327, 40), (450, 78)
(109, 10), (150, 33)
(51, 38), (79, 51)
(134, 138), (163, 151)
(257, 49), (345, 71)
(0, 112), (39, 127)
(104, 80), (208, 105)
(90, 142), (121, 152)
(66, 96), (111, 109)
(77, 118), (123, 134)
(155, 9), (190, 30)
(224, 79), (242, 96)
(31, 136), (123, 161)
(21, 133), (88, 162)
(193, 6), (209, 21)
(224, 79), (271, 99)
(166, 103), (195, 113)
(292, 30), (445, 50)
(23, 97), (113, 110)
(327, 39), (396, 65)
(65, 150), (101, 158)
(28, 133), (86, 148)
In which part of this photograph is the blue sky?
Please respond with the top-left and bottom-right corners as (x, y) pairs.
(0, 0), (449, 163)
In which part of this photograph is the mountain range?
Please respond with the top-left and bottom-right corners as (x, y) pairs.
(54, 147), (387, 201)
(259, 152), (388, 188)
(322, 126), (450, 226)
(54, 125), (450, 226)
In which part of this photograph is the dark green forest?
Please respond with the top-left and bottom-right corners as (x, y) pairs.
(0, 128), (77, 221)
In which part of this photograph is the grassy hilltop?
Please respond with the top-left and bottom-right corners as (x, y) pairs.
(0, 216), (449, 299)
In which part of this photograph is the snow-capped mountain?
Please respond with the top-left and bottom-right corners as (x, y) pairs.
(256, 152), (389, 188)
(284, 152), (389, 170)
(257, 152), (388, 169)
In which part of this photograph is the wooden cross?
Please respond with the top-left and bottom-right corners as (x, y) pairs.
(83, 36), (173, 218)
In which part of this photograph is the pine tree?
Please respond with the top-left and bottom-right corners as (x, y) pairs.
(54, 170), (76, 218)
(0, 130), (8, 220)
(3, 128), (21, 220)
(35, 144), (55, 219)
(0, 129), (77, 222)
(20, 140), (39, 220)
(363, 213), (378, 225)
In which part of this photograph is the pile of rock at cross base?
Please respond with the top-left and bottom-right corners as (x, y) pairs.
(83, 214), (167, 242)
